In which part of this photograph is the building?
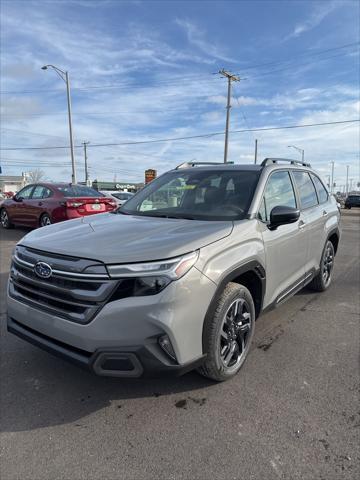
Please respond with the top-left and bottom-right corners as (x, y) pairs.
(91, 180), (144, 193)
(0, 174), (27, 195)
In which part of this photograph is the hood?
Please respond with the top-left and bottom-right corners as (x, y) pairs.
(20, 213), (233, 264)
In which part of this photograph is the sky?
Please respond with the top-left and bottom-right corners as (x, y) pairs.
(0, 0), (359, 190)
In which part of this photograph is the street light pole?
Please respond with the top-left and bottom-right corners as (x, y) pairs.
(42, 65), (77, 184)
(330, 161), (335, 194)
(346, 165), (349, 196)
(288, 145), (304, 163)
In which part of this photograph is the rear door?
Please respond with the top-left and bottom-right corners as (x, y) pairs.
(27, 185), (46, 226)
(291, 171), (325, 277)
(258, 170), (308, 306)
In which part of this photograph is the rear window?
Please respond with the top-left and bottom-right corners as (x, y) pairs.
(292, 171), (318, 209)
(310, 174), (328, 204)
(113, 192), (133, 200)
(57, 186), (104, 197)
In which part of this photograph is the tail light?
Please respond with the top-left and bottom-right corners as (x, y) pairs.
(65, 201), (85, 208)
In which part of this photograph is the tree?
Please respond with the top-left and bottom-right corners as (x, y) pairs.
(27, 169), (46, 183)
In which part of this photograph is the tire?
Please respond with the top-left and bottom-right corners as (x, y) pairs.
(39, 213), (52, 227)
(0, 208), (14, 229)
(308, 240), (335, 292)
(198, 282), (255, 382)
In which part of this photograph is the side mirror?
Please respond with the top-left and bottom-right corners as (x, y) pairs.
(269, 206), (300, 230)
(14, 195), (23, 202)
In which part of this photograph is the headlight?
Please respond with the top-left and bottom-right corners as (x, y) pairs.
(109, 276), (172, 302)
(107, 251), (199, 280)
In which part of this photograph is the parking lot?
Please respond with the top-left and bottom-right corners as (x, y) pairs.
(0, 210), (359, 480)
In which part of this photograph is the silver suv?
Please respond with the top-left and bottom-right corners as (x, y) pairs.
(7, 159), (340, 381)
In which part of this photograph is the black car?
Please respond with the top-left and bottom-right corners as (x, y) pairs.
(345, 194), (360, 209)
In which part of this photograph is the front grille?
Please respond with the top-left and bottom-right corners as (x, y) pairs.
(9, 246), (118, 324)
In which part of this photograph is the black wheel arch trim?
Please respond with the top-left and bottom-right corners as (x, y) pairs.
(326, 226), (340, 254)
(201, 260), (265, 353)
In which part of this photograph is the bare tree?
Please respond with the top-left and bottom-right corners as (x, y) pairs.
(27, 169), (46, 183)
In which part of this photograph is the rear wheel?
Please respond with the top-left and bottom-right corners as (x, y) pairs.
(198, 282), (255, 382)
(0, 208), (14, 229)
(39, 213), (52, 227)
(308, 240), (335, 292)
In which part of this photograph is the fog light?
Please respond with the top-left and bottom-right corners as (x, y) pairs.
(159, 334), (177, 361)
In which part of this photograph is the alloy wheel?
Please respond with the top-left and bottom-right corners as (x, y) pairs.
(40, 215), (51, 227)
(322, 242), (334, 287)
(1, 210), (9, 228)
(219, 297), (253, 371)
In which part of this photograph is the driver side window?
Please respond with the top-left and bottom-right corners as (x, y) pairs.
(16, 185), (34, 199)
(259, 171), (297, 222)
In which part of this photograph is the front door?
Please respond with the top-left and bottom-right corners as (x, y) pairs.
(258, 170), (308, 307)
(8, 185), (34, 225)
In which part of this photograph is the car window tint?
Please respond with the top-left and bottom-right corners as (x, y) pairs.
(57, 185), (103, 197)
(293, 171), (318, 209)
(122, 169), (260, 221)
(261, 171), (296, 222)
(42, 188), (52, 198)
(310, 174), (328, 204)
(258, 197), (267, 222)
(31, 186), (45, 199)
(17, 185), (33, 199)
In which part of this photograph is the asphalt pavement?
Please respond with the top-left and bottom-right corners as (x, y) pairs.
(0, 210), (359, 480)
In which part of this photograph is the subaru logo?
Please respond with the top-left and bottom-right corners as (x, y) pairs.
(34, 261), (52, 279)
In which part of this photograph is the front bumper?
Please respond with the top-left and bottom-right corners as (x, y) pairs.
(7, 317), (206, 377)
(7, 266), (216, 376)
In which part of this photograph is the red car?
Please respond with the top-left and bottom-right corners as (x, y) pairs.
(0, 183), (118, 229)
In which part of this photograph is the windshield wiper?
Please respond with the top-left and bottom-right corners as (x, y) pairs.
(138, 212), (196, 220)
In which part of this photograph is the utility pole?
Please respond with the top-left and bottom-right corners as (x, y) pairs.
(346, 165), (349, 196)
(254, 139), (258, 164)
(82, 141), (90, 185)
(330, 161), (335, 193)
(219, 69), (240, 163)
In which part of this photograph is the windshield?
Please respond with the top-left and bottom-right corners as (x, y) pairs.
(57, 186), (104, 197)
(121, 169), (260, 220)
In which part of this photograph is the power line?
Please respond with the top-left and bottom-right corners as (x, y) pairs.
(235, 41), (359, 72)
(246, 49), (359, 79)
(0, 75), (221, 95)
(0, 119), (358, 151)
(1, 41), (358, 95)
(0, 104), (216, 117)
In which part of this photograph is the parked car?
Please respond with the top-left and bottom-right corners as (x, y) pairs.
(100, 190), (134, 206)
(7, 159), (340, 381)
(0, 183), (117, 229)
(344, 194), (360, 209)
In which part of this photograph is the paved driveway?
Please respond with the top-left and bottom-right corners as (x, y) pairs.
(0, 211), (359, 479)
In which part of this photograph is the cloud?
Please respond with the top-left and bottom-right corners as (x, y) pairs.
(175, 18), (235, 63)
(288, 1), (340, 39)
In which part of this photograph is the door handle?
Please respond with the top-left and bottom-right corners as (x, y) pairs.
(38, 202), (43, 206)
(322, 210), (327, 216)
(298, 220), (306, 230)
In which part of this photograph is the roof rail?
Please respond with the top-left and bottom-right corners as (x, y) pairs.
(261, 158), (311, 168)
(175, 161), (233, 169)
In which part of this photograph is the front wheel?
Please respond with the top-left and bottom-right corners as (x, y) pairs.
(198, 282), (255, 382)
(0, 208), (14, 229)
(308, 240), (335, 292)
